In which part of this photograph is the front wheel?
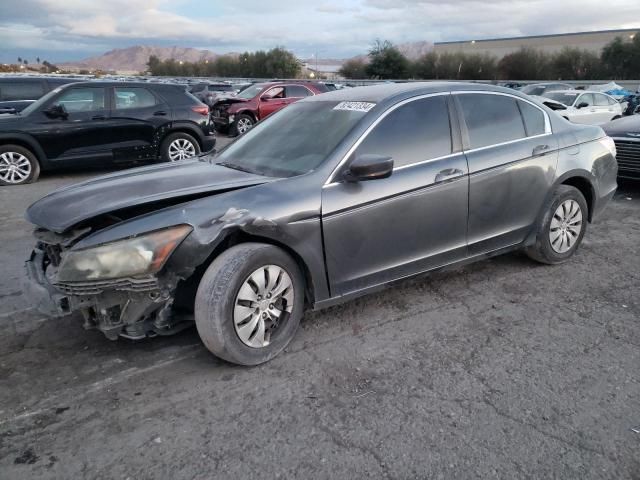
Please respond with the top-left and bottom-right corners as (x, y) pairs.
(0, 144), (40, 186)
(194, 243), (305, 365)
(160, 132), (200, 162)
(231, 114), (254, 136)
(525, 185), (588, 264)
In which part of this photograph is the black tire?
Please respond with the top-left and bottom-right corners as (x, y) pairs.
(525, 185), (588, 265)
(160, 132), (200, 162)
(611, 115), (622, 121)
(230, 114), (254, 137)
(0, 144), (40, 186)
(194, 243), (305, 366)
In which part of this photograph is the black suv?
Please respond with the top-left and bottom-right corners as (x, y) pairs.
(0, 76), (81, 114)
(0, 81), (215, 185)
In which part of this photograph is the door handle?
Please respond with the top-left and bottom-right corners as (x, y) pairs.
(532, 144), (550, 156)
(435, 168), (464, 183)
(91, 115), (106, 120)
(154, 110), (167, 116)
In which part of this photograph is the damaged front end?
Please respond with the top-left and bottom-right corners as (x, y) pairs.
(24, 224), (194, 340)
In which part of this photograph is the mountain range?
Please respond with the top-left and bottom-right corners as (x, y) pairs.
(60, 42), (434, 73)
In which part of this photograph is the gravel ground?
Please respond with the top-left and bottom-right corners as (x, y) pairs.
(0, 144), (638, 479)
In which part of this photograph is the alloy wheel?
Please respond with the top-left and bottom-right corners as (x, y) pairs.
(236, 118), (252, 134)
(233, 265), (294, 348)
(168, 138), (196, 161)
(0, 151), (32, 184)
(549, 199), (583, 254)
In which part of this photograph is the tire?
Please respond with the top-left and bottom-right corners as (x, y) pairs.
(611, 115), (622, 121)
(160, 132), (200, 162)
(525, 185), (588, 265)
(194, 243), (305, 366)
(0, 144), (40, 186)
(230, 114), (254, 136)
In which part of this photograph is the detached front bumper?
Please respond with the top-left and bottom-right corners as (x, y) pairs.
(24, 248), (185, 340)
(24, 250), (71, 317)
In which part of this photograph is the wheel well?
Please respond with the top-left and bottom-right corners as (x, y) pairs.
(0, 139), (42, 163)
(173, 231), (316, 312)
(163, 128), (203, 149)
(561, 176), (594, 221)
(237, 110), (257, 123)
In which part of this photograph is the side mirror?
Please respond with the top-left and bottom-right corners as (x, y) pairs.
(344, 154), (393, 182)
(576, 102), (589, 109)
(44, 104), (68, 119)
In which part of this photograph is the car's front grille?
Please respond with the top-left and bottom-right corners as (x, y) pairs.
(613, 138), (640, 177)
(54, 277), (160, 296)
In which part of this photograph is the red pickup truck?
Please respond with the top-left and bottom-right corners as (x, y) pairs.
(211, 81), (328, 136)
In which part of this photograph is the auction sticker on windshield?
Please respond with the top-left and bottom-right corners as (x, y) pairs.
(333, 101), (376, 112)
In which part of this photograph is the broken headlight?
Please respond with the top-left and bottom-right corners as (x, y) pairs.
(57, 225), (192, 282)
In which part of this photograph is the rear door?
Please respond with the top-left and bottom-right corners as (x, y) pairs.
(455, 92), (558, 255)
(322, 94), (469, 296)
(284, 85), (314, 106)
(593, 93), (616, 124)
(106, 86), (168, 161)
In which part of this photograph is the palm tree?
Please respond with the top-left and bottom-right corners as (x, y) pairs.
(17, 57), (22, 64)
(36, 57), (40, 64)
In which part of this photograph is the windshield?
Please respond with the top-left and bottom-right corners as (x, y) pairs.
(215, 101), (368, 177)
(542, 92), (579, 106)
(19, 87), (62, 116)
(236, 84), (265, 99)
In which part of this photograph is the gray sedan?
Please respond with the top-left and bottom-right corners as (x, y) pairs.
(24, 82), (618, 365)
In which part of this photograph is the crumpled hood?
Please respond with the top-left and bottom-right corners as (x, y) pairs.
(26, 158), (273, 233)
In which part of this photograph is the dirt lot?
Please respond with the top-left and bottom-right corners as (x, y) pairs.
(0, 143), (638, 479)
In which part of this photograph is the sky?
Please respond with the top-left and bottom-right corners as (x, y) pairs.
(0, 0), (639, 63)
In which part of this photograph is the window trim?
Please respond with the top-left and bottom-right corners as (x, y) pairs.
(324, 92), (452, 186)
(452, 91), (552, 154)
(284, 84), (315, 99)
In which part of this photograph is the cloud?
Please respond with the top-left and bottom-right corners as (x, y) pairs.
(0, 0), (638, 62)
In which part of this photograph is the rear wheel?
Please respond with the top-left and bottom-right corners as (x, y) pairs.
(525, 185), (587, 264)
(194, 243), (304, 365)
(0, 144), (40, 186)
(161, 132), (200, 162)
(611, 115), (622, 121)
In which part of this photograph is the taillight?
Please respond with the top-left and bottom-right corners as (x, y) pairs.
(192, 105), (209, 116)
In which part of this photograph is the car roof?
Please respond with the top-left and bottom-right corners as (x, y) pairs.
(57, 81), (185, 90)
(303, 81), (523, 103)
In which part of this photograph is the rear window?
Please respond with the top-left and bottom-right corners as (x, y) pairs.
(114, 87), (157, 109)
(458, 94), (526, 149)
(0, 81), (45, 101)
(517, 100), (546, 137)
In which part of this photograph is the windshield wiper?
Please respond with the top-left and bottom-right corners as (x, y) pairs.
(217, 161), (259, 175)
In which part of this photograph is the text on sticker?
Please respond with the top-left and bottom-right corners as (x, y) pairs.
(333, 101), (376, 112)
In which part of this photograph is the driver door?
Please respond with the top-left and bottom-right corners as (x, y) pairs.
(257, 86), (287, 119)
(570, 93), (596, 124)
(29, 86), (113, 163)
(321, 95), (469, 296)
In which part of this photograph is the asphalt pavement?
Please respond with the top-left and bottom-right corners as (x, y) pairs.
(0, 143), (638, 479)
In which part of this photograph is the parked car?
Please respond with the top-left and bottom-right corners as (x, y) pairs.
(534, 90), (623, 125)
(520, 82), (573, 96)
(0, 81), (214, 185)
(23, 82), (617, 365)
(189, 82), (236, 106)
(603, 115), (640, 179)
(211, 81), (328, 136)
(0, 76), (81, 114)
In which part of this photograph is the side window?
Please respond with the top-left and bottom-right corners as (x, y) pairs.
(577, 93), (594, 107)
(114, 87), (157, 109)
(54, 88), (105, 113)
(354, 96), (452, 169)
(594, 94), (610, 107)
(264, 87), (285, 99)
(517, 100), (546, 137)
(458, 94), (526, 149)
(0, 82), (45, 101)
(286, 85), (312, 98)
